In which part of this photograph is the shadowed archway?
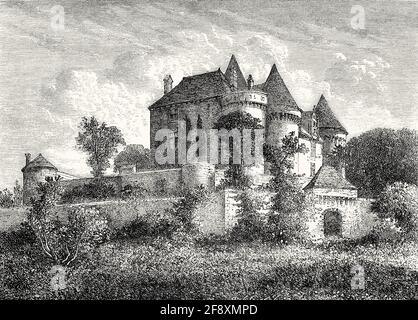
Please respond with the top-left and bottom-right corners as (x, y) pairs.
(323, 209), (342, 237)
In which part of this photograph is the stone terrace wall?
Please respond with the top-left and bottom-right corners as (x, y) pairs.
(60, 168), (183, 198)
(120, 168), (182, 195)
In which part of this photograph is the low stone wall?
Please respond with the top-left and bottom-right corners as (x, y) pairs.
(120, 168), (182, 195)
(60, 168), (183, 198)
(305, 196), (377, 242)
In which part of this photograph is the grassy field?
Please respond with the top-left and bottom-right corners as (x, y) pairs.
(0, 207), (26, 232)
(1, 229), (418, 300)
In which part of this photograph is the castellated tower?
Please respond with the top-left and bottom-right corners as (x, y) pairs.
(220, 55), (267, 179)
(21, 153), (58, 205)
(263, 64), (302, 167)
(314, 94), (348, 162)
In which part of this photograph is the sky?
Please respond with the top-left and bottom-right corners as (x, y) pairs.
(0, 0), (417, 189)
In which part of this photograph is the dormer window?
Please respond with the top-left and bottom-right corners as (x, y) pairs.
(169, 108), (177, 120)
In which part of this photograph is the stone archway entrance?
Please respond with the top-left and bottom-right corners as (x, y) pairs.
(323, 209), (342, 237)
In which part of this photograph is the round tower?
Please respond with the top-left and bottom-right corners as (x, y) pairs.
(218, 86), (268, 178)
(313, 94), (348, 163)
(265, 110), (301, 147)
(22, 153), (58, 205)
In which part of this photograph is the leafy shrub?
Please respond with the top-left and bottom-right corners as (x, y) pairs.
(373, 182), (418, 240)
(169, 186), (210, 232)
(0, 222), (37, 253)
(369, 217), (404, 244)
(28, 177), (110, 266)
(120, 183), (148, 199)
(115, 211), (180, 239)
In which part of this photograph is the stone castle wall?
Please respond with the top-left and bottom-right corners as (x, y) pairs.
(59, 168), (184, 197)
(305, 196), (377, 242)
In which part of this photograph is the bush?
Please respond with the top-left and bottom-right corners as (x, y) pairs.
(265, 210), (309, 245)
(120, 184), (148, 199)
(115, 210), (180, 239)
(169, 186), (210, 233)
(373, 182), (418, 240)
(28, 177), (111, 266)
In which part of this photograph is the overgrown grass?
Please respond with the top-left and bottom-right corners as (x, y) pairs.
(1, 228), (418, 300)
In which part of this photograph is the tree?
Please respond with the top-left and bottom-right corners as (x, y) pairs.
(345, 128), (418, 197)
(213, 111), (264, 188)
(114, 144), (151, 173)
(263, 131), (308, 189)
(230, 190), (265, 241)
(0, 180), (23, 208)
(0, 189), (14, 208)
(328, 144), (346, 174)
(76, 116), (125, 177)
(263, 132), (309, 243)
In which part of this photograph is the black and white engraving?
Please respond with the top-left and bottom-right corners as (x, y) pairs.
(1, 0), (418, 301)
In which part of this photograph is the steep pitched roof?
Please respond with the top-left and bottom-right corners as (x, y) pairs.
(224, 54), (248, 90)
(262, 64), (301, 113)
(22, 154), (57, 172)
(314, 95), (347, 134)
(303, 165), (357, 190)
(149, 69), (232, 109)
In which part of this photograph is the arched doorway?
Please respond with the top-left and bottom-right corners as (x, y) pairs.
(323, 209), (342, 237)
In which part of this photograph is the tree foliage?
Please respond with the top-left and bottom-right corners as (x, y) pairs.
(263, 131), (307, 184)
(114, 144), (152, 173)
(214, 111), (264, 188)
(263, 132), (309, 243)
(0, 180), (23, 208)
(373, 182), (418, 239)
(76, 116), (125, 177)
(345, 128), (418, 197)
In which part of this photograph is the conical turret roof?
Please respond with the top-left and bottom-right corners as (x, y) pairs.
(224, 54), (248, 90)
(21, 153), (57, 172)
(262, 64), (301, 113)
(314, 95), (347, 134)
(303, 165), (357, 190)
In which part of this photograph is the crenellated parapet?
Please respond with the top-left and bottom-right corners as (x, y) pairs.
(218, 90), (268, 126)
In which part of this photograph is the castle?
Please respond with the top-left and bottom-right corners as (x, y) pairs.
(21, 55), (376, 241)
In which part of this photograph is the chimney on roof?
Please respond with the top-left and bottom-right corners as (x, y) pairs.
(247, 74), (254, 90)
(163, 74), (173, 95)
(25, 153), (31, 166)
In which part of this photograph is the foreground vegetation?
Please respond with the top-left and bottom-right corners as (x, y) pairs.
(1, 229), (418, 300)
